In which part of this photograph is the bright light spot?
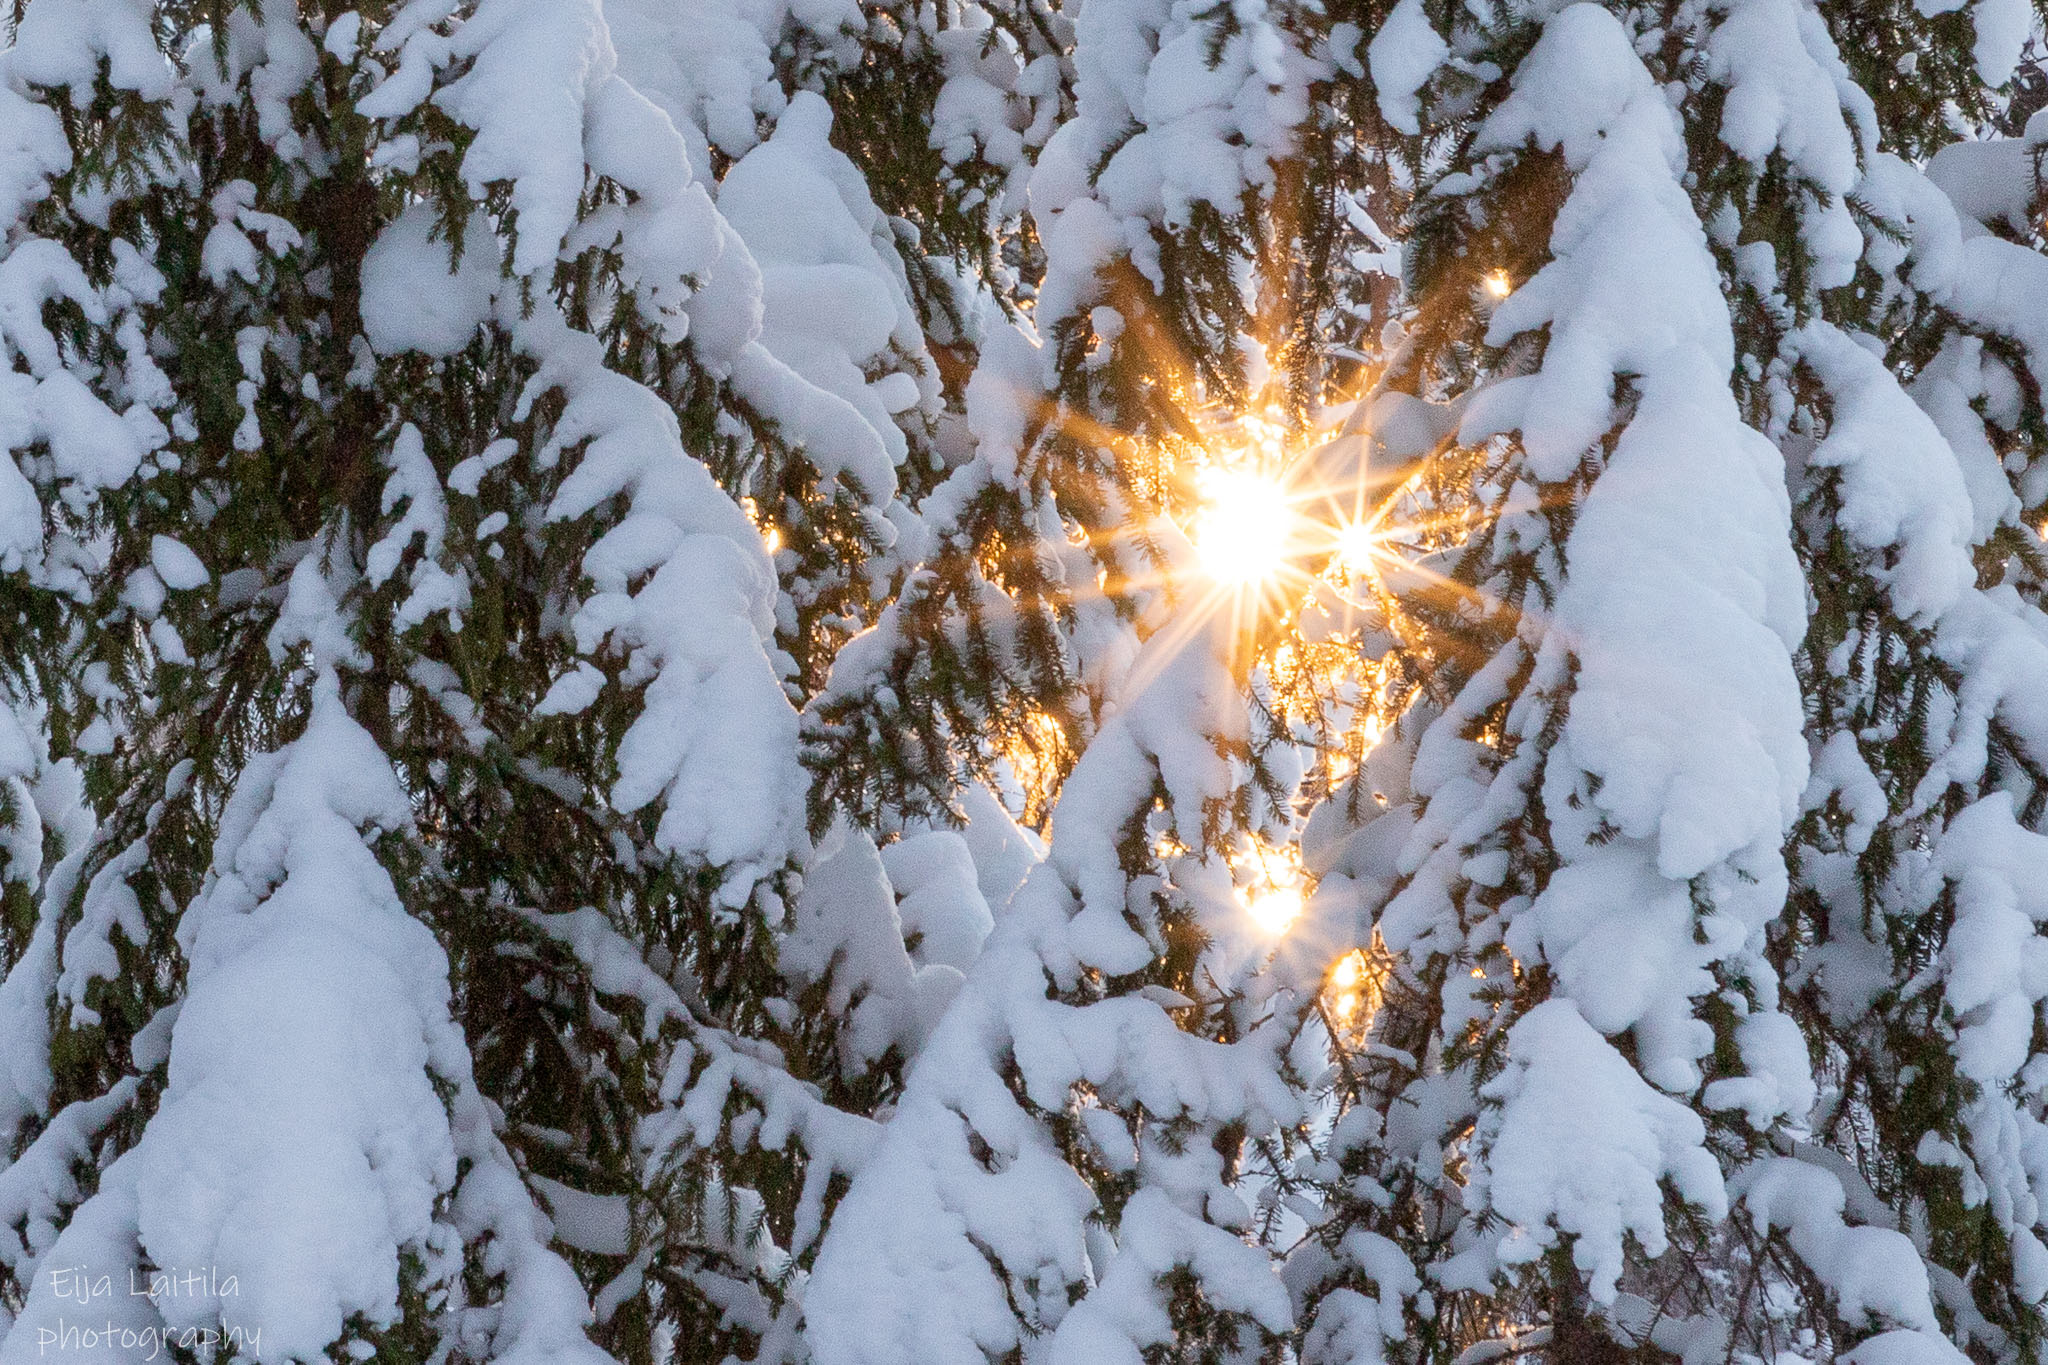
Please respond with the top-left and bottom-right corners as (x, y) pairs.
(1238, 840), (1306, 936)
(1325, 949), (1377, 1030)
(1483, 269), (1513, 299)
(1244, 881), (1304, 935)
(1002, 709), (1071, 828)
(742, 496), (783, 556)
(1235, 407), (1291, 463)
(1194, 468), (1297, 584)
(1333, 521), (1387, 574)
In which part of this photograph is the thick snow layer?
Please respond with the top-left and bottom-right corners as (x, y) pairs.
(718, 92), (933, 499)
(1704, 0), (1867, 287)
(1927, 137), (2040, 238)
(1361, 7), (1827, 1305)
(0, 1164), (159, 1365)
(521, 312), (805, 895)
(360, 207), (500, 357)
(435, 0), (614, 277)
(1938, 0), (2033, 85)
(1736, 1158), (1950, 1339)
(879, 830), (996, 972)
(0, 765), (86, 1222)
(1934, 795), (2048, 1085)
(0, 235), (164, 571)
(1707, 0), (1859, 194)
(10, 0), (174, 100)
(1843, 1332), (1974, 1365)
(580, 73), (730, 343)
(0, 898), (56, 1149)
(808, 615), (1297, 1365)
(603, 0), (777, 168)
(782, 822), (964, 1072)
(0, 51), (74, 242)
(1045, 1188), (1291, 1363)
(805, 992), (1099, 1365)
(1701, 1007), (1817, 1129)
(1027, 0), (1310, 332)
(1911, 336), (2021, 545)
(603, 0), (860, 175)
(1543, 364), (1806, 880)
(1051, 627), (1243, 978)
(388, 0), (736, 355)
(4, 679), (613, 1365)
(1453, 5), (1806, 1098)
(55, 826), (152, 1026)
(930, 18), (1058, 208)
(913, 784), (1044, 919)
(1791, 323), (1978, 625)
(1475, 1001), (1725, 1304)
(149, 536), (207, 592)
(0, 1080), (137, 1286)
(1366, 0), (1444, 136)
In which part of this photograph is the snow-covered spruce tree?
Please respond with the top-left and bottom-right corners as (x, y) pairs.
(1661, 2), (2048, 1357)
(1769, 7), (2048, 1358)
(0, 0), (182, 1341)
(0, 2), (817, 1361)
(1311, 4), (1816, 1358)
(595, 3), (1156, 1356)
(595, 0), (1096, 834)
(0, 1), (1050, 1362)
(1285, 1), (2048, 1362)
(800, 0), (1367, 1356)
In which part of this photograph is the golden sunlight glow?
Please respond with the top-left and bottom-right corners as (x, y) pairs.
(1330, 949), (1363, 1020)
(1483, 269), (1513, 299)
(1116, 389), (1441, 762)
(741, 496), (784, 556)
(1001, 709), (1071, 830)
(1237, 840), (1307, 936)
(1244, 881), (1305, 936)
(1233, 407), (1291, 463)
(1194, 467), (1299, 585)
(1325, 947), (1382, 1034)
(1333, 520), (1390, 575)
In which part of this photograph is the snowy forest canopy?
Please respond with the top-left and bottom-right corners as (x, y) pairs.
(7, 1), (2048, 1363)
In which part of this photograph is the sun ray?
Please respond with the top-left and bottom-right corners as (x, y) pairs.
(1058, 378), (1556, 854)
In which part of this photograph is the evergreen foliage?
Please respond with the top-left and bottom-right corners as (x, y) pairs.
(4, 2), (2048, 1364)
